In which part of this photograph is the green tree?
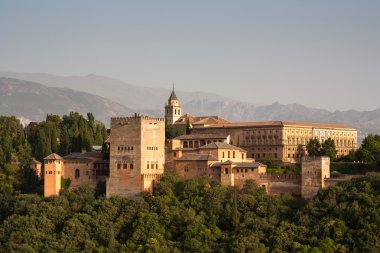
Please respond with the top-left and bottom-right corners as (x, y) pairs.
(321, 138), (337, 160)
(307, 138), (322, 156)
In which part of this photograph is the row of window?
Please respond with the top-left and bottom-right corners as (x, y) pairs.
(252, 153), (278, 159)
(45, 170), (61, 175)
(117, 146), (134, 151)
(117, 163), (134, 170)
(147, 161), (159, 170)
(166, 108), (181, 115)
(245, 139), (281, 145)
(147, 146), (158, 150)
(245, 130), (279, 135)
(222, 151), (245, 159)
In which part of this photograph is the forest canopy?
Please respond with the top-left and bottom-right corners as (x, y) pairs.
(0, 172), (379, 252)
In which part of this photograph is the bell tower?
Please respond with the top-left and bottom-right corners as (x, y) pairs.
(165, 84), (182, 124)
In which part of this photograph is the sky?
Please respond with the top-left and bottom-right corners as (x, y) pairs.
(0, 0), (379, 111)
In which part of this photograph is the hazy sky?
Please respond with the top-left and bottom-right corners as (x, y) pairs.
(1, 1), (379, 111)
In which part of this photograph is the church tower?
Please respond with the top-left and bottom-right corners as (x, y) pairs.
(165, 85), (182, 124)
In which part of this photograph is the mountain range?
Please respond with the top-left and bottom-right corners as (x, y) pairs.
(0, 72), (379, 142)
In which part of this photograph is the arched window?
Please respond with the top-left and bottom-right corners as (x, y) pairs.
(75, 169), (80, 178)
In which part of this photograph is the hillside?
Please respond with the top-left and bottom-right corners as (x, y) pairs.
(0, 77), (131, 125)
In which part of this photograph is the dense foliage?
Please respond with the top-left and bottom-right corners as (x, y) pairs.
(0, 172), (379, 252)
(0, 116), (38, 195)
(306, 138), (337, 160)
(0, 113), (107, 195)
(28, 112), (107, 160)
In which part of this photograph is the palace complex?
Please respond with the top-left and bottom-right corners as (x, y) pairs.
(41, 87), (358, 199)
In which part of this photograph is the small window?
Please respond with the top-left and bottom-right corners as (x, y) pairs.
(123, 164), (127, 169)
(130, 163), (133, 169)
(225, 168), (228, 174)
(117, 164), (121, 170)
(75, 169), (80, 178)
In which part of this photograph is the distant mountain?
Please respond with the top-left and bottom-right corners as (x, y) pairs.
(0, 72), (379, 142)
(0, 77), (131, 125)
(0, 72), (239, 115)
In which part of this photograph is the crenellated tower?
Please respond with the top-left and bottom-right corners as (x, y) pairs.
(106, 115), (165, 197)
(165, 84), (182, 124)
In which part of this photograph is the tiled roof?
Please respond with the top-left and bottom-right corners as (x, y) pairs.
(173, 114), (230, 125)
(210, 161), (265, 168)
(175, 133), (229, 140)
(63, 152), (103, 159)
(176, 153), (219, 161)
(193, 121), (355, 130)
(44, 153), (63, 160)
(199, 142), (246, 152)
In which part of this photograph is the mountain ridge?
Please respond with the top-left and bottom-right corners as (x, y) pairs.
(0, 72), (379, 141)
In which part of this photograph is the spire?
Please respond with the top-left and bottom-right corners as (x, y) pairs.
(168, 83), (178, 101)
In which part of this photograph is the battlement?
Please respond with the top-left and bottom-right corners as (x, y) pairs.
(111, 115), (165, 127)
(302, 156), (330, 162)
(259, 173), (301, 181)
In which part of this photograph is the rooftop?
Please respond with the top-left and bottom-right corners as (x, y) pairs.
(175, 133), (229, 140)
(193, 121), (356, 130)
(44, 153), (64, 160)
(63, 152), (104, 160)
(210, 161), (265, 168)
(199, 142), (246, 152)
(175, 153), (219, 161)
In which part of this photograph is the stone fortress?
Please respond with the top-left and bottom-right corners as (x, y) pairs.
(42, 88), (358, 199)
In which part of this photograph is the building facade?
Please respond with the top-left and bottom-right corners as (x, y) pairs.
(106, 116), (165, 197)
(43, 152), (109, 197)
(190, 122), (357, 163)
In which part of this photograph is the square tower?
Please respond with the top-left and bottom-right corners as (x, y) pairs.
(43, 153), (63, 197)
(301, 156), (330, 199)
(106, 116), (165, 197)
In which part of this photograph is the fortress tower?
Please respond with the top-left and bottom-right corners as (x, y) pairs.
(165, 85), (182, 124)
(301, 156), (330, 199)
(106, 115), (165, 197)
(43, 153), (63, 197)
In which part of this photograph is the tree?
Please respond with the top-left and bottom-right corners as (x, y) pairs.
(307, 138), (321, 156)
(321, 138), (337, 160)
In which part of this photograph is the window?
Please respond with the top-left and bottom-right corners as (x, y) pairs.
(123, 164), (127, 169)
(117, 164), (121, 170)
(225, 168), (228, 174)
(233, 151), (235, 159)
(75, 169), (80, 178)
(228, 151), (230, 158)
(222, 152), (224, 158)
(173, 152), (176, 157)
(130, 163), (133, 169)
(147, 162), (149, 169)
